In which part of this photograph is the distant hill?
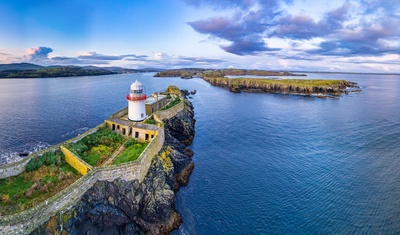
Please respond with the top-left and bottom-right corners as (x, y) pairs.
(0, 66), (116, 78)
(0, 63), (44, 71)
(139, 68), (166, 72)
(0, 63), (159, 78)
(82, 66), (141, 74)
(0, 63), (167, 78)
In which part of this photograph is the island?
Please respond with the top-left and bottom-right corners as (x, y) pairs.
(154, 68), (361, 97)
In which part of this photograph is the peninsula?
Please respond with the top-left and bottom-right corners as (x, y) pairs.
(0, 84), (195, 235)
(203, 76), (360, 96)
(154, 68), (361, 97)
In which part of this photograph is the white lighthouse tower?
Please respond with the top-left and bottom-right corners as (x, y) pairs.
(127, 80), (147, 121)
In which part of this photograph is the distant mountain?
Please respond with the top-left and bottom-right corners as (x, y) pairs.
(0, 63), (44, 71)
(82, 66), (140, 73)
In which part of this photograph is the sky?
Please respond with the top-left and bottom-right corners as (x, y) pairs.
(0, 0), (399, 73)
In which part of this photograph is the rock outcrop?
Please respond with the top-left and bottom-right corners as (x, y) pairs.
(30, 92), (195, 235)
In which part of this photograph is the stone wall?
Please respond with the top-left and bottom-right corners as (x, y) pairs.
(0, 104), (185, 235)
(0, 124), (165, 235)
(156, 101), (185, 120)
(60, 146), (93, 175)
(110, 107), (128, 118)
(0, 123), (105, 179)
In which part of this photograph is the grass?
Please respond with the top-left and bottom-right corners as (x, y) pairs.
(205, 76), (349, 88)
(112, 142), (148, 165)
(67, 128), (125, 166)
(144, 119), (157, 125)
(0, 156), (80, 216)
(160, 96), (181, 111)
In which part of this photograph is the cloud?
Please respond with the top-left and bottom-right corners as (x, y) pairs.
(188, 7), (280, 55)
(152, 52), (170, 60)
(132, 53), (228, 68)
(27, 48), (228, 69)
(185, 0), (400, 58)
(77, 52), (148, 61)
(20, 48), (150, 66)
(178, 56), (226, 64)
(182, 0), (256, 10)
(24, 46), (53, 62)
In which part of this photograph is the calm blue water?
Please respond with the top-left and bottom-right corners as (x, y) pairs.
(1, 73), (400, 234)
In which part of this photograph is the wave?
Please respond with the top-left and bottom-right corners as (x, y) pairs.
(61, 127), (90, 138)
(0, 141), (51, 165)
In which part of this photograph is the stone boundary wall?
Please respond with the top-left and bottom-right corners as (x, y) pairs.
(60, 146), (93, 175)
(0, 102), (188, 235)
(0, 101), (185, 235)
(110, 107), (128, 118)
(156, 101), (185, 120)
(0, 124), (165, 235)
(0, 123), (105, 179)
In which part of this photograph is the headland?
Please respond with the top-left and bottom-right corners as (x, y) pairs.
(0, 85), (195, 235)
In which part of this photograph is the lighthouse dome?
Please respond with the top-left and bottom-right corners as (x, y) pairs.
(130, 80), (143, 91)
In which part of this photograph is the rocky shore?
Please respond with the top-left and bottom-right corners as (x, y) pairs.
(30, 92), (195, 235)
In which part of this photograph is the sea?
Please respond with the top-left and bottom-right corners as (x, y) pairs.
(1, 72), (399, 234)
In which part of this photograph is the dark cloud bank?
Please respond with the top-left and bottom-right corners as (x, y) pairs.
(185, 0), (400, 57)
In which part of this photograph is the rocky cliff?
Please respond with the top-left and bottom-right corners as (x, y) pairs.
(203, 76), (360, 96)
(30, 94), (195, 235)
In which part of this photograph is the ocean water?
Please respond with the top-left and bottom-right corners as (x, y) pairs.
(1, 73), (400, 234)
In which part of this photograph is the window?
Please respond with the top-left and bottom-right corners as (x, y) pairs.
(135, 132), (139, 138)
(151, 135), (154, 139)
(112, 124), (115, 130)
(145, 134), (149, 140)
(122, 128), (126, 135)
(141, 113), (144, 118)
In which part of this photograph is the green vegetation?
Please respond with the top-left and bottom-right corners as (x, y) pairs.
(160, 96), (181, 111)
(203, 76), (357, 95)
(206, 77), (349, 87)
(0, 66), (116, 78)
(67, 128), (124, 167)
(112, 142), (148, 165)
(154, 68), (205, 77)
(165, 85), (183, 95)
(26, 151), (62, 172)
(154, 68), (306, 78)
(144, 119), (157, 125)
(0, 151), (79, 216)
(124, 138), (137, 148)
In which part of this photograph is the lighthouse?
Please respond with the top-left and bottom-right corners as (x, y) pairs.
(127, 80), (147, 121)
